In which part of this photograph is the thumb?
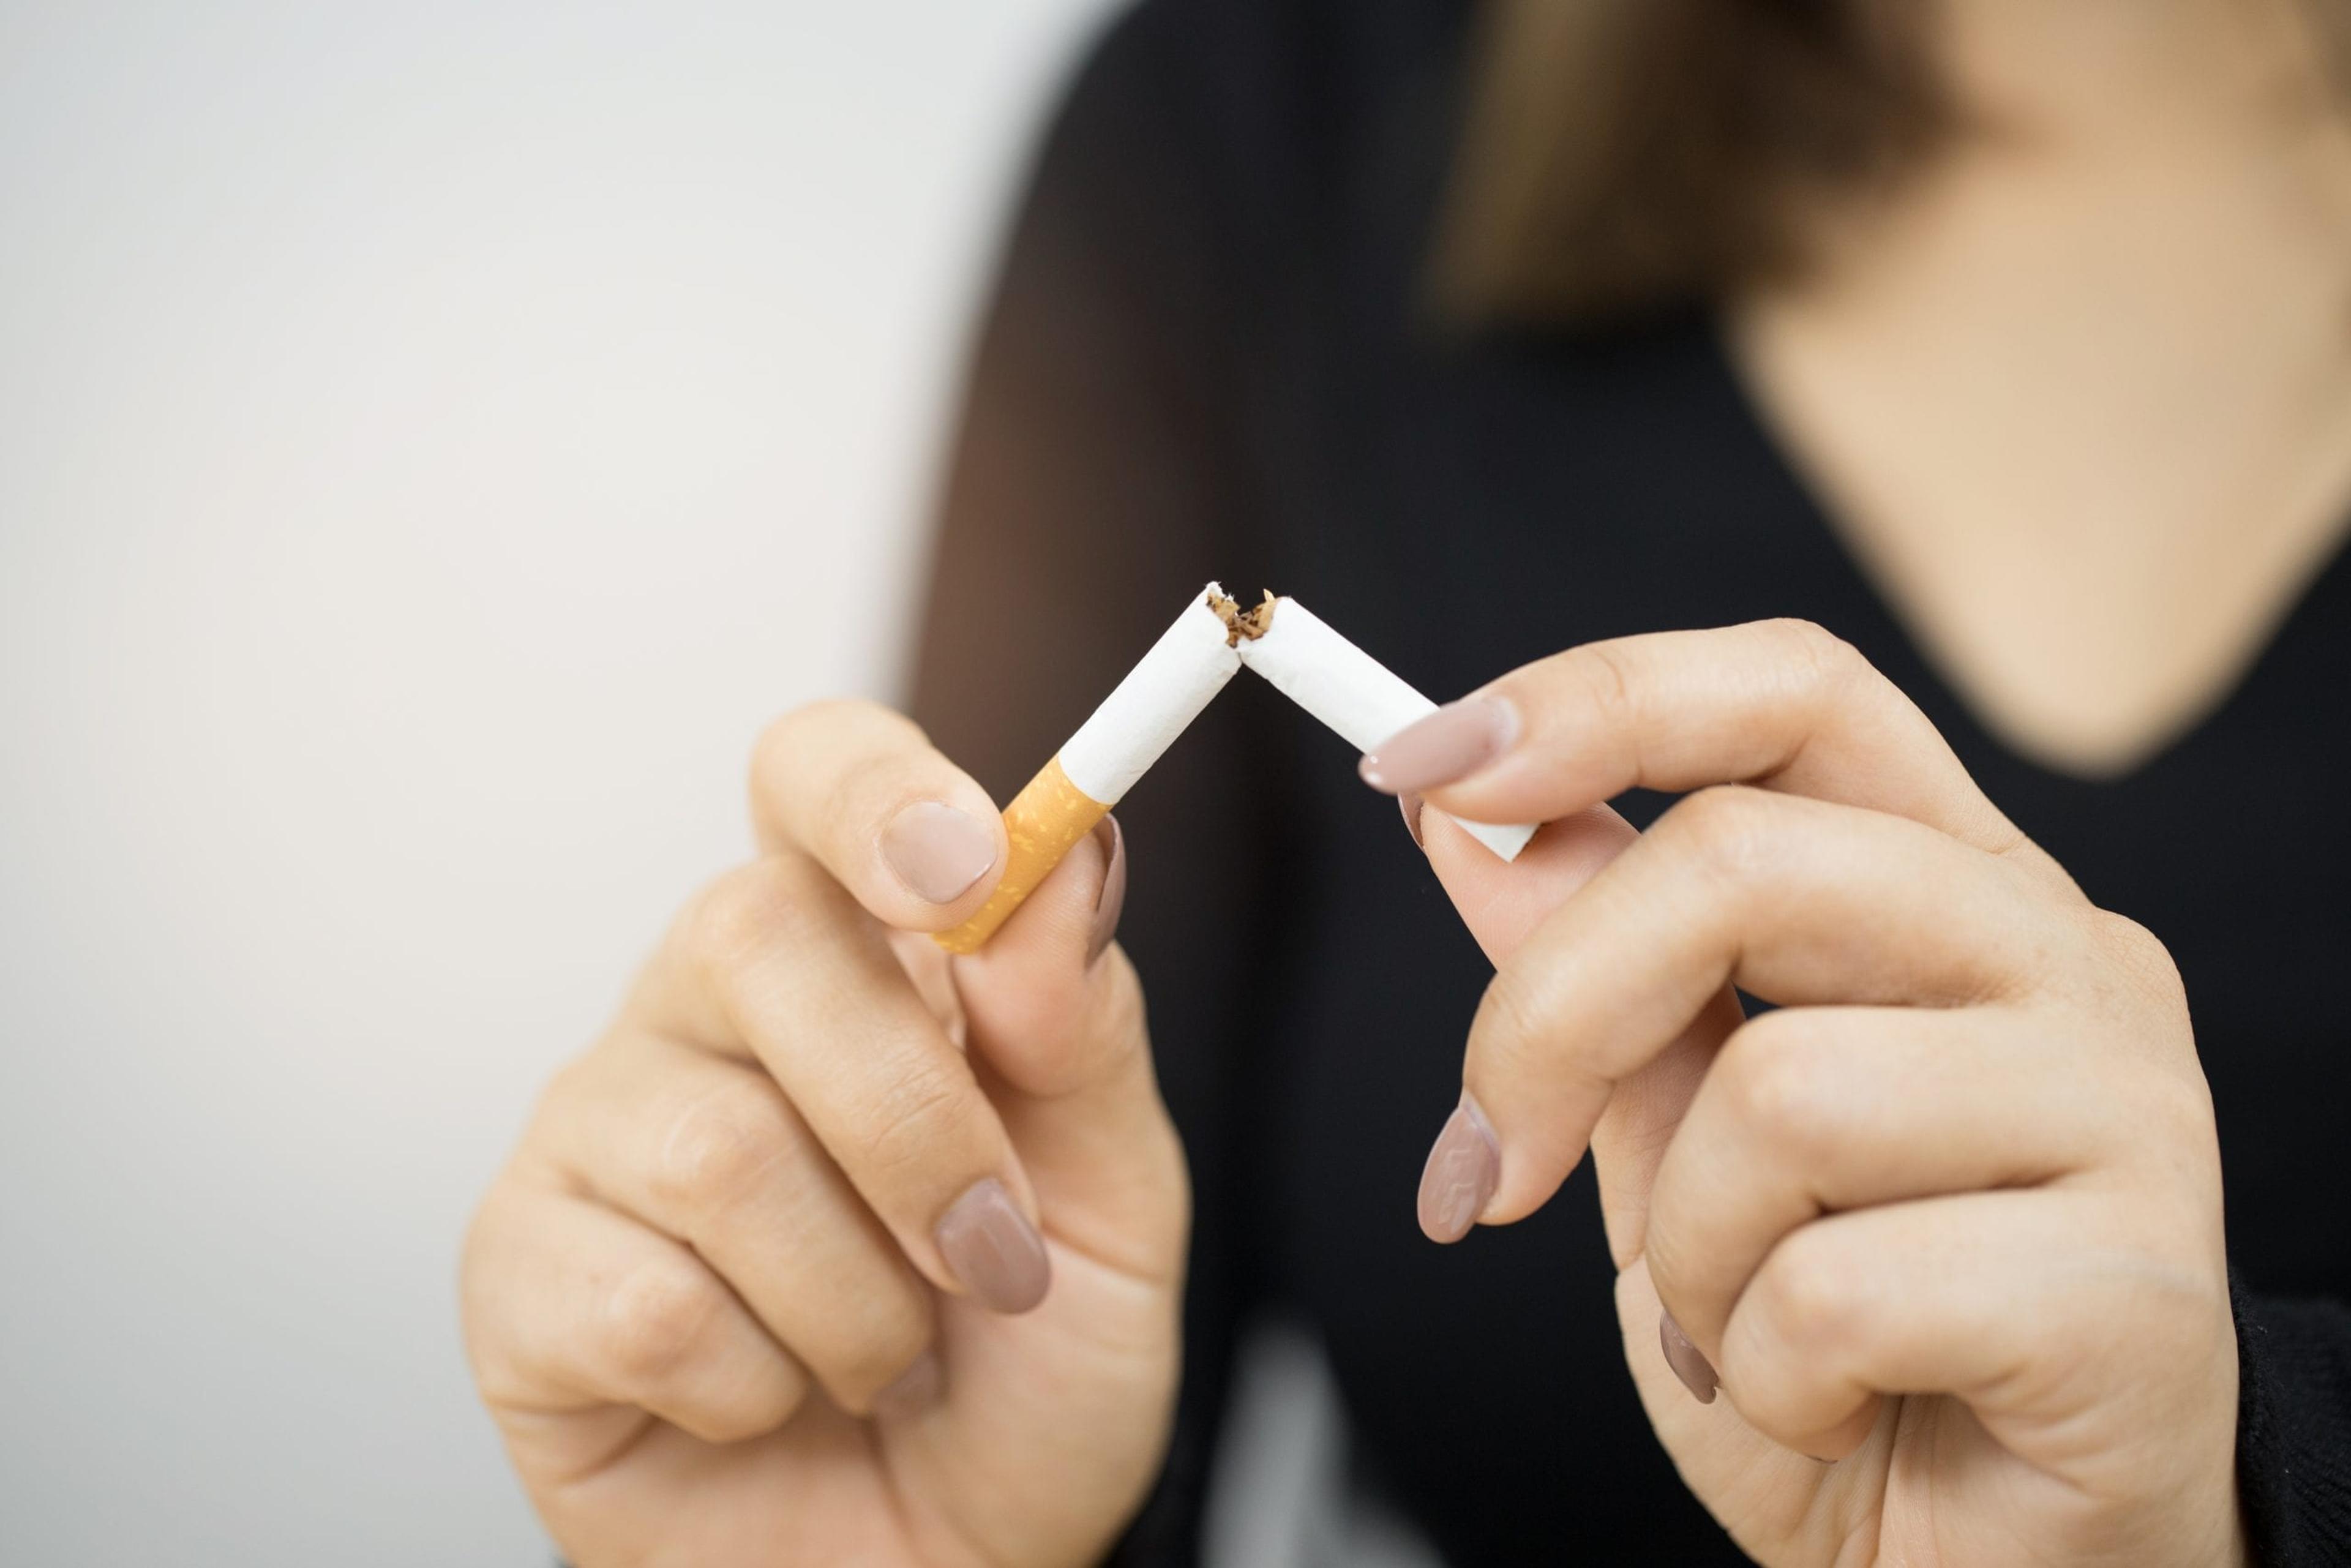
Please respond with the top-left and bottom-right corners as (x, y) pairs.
(950, 819), (1186, 1286)
(1414, 799), (1638, 963)
(1415, 802), (1738, 1266)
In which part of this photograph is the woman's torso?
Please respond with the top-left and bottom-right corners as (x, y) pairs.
(917, 2), (2351, 1559)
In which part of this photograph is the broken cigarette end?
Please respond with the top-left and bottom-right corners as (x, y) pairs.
(1235, 594), (1540, 863)
(1205, 588), (1278, 648)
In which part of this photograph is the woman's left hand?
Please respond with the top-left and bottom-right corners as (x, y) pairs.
(1366, 620), (2244, 1568)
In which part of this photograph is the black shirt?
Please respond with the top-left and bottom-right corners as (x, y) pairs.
(909, 1), (2351, 1561)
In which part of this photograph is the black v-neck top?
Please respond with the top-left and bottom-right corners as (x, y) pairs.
(909, 2), (2351, 1561)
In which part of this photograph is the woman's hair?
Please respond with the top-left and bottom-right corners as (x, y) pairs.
(1431, 0), (2351, 328)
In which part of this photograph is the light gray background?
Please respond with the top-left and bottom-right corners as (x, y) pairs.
(0, 1), (1116, 1559)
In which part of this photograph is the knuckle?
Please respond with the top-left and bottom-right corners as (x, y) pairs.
(688, 858), (819, 974)
(1663, 784), (1777, 882)
(1753, 1231), (1867, 1355)
(651, 1079), (792, 1213)
(600, 1256), (725, 1386)
(457, 1188), (520, 1332)
(1719, 1018), (1837, 1159)
(2093, 911), (2188, 1012)
(530, 1052), (601, 1130)
(2136, 1070), (2222, 1156)
(1473, 964), (1559, 1078)
(1571, 641), (1642, 731)
(752, 700), (924, 800)
(750, 705), (822, 803)
(839, 1312), (936, 1403)
(696, 1389), (806, 1447)
(853, 1060), (975, 1182)
(1764, 617), (1866, 697)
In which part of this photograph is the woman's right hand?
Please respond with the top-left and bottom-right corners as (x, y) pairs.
(460, 702), (1188, 1568)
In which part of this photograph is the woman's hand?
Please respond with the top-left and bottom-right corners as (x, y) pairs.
(1368, 620), (2243, 1568)
(460, 702), (1186, 1568)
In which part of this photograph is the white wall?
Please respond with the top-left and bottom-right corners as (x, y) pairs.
(0, 1), (1111, 1559)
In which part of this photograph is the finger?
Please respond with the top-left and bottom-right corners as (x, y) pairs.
(1409, 803), (1741, 1266)
(954, 816), (1185, 1286)
(1463, 787), (2085, 1223)
(1411, 800), (1641, 966)
(463, 1185), (809, 1457)
(638, 853), (1051, 1313)
(1644, 1005), (2120, 1366)
(1715, 1190), (2229, 1468)
(749, 700), (1008, 933)
(528, 1041), (937, 1414)
(1363, 619), (2064, 881)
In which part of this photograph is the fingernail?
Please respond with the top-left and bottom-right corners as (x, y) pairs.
(873, 1351), (943, 1419)
(1417, 1093), (1499, 1244)
(882, 801), (998, 905)
(1359, 697), (1518, 795)
(1086, 815), (1126, 966)
(934, 1177), (1051, 1314)
(1399, 791), (1426, 849)
(1658, 1308), (1719, 1404)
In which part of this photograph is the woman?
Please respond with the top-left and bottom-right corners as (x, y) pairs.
(460, 0), (2351, 1561)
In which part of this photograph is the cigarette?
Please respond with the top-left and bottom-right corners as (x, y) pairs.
(936, 582), (1538, 954)
(934, 584), (1246, 953)
(1229, 593), (1538, 862)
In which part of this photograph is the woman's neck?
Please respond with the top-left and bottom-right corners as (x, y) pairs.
(1934, 0), (2345, 152)
(1724, 0), (2351, 775)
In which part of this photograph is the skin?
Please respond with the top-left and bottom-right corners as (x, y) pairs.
(1406, 620), (2245, 1567)
(1736, 0), (2351, 773)
(463, 3), (2351, 1561)
(460, 702), (1188, 1568)
(463, 628), (2248, 1567)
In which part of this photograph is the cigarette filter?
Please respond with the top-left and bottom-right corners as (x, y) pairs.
(1235, 595), (1538, 862)
(934, 585), (1245, 953)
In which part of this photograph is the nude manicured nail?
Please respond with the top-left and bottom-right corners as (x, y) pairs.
(934, 1178), (1051, 1314)
(1087, 816), (1127, 966)
(1659, 1308), (1719, 1405)
(1359, 697), (1518, 795)
(1417, 1093), (1499, 1244)
(1399, 791), (1426, 849)
(882, 801), (997, 905)
(873, 1351), (943, 1419)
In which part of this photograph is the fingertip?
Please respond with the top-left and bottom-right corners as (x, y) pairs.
(1417, 1093), (1500, 1244)
(956, 814), (1147, 1104)
(749, 700), (1013, 933)
(880, 800), (1006, 912)
(1357, 696), (1520, 797)
(934, 1177), (1052, 1315)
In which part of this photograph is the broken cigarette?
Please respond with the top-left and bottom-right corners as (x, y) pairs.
(1231, 593), (1539, 863)
(934, 586), (1245, 953)
(934, 582), (1537, 953)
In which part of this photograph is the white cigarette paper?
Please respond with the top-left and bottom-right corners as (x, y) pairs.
(936, 584), (1243, 953)
(1235, 596), (1538, 862)
(939, 580), (1539, 953)
(1059, 588), (1242, 803)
